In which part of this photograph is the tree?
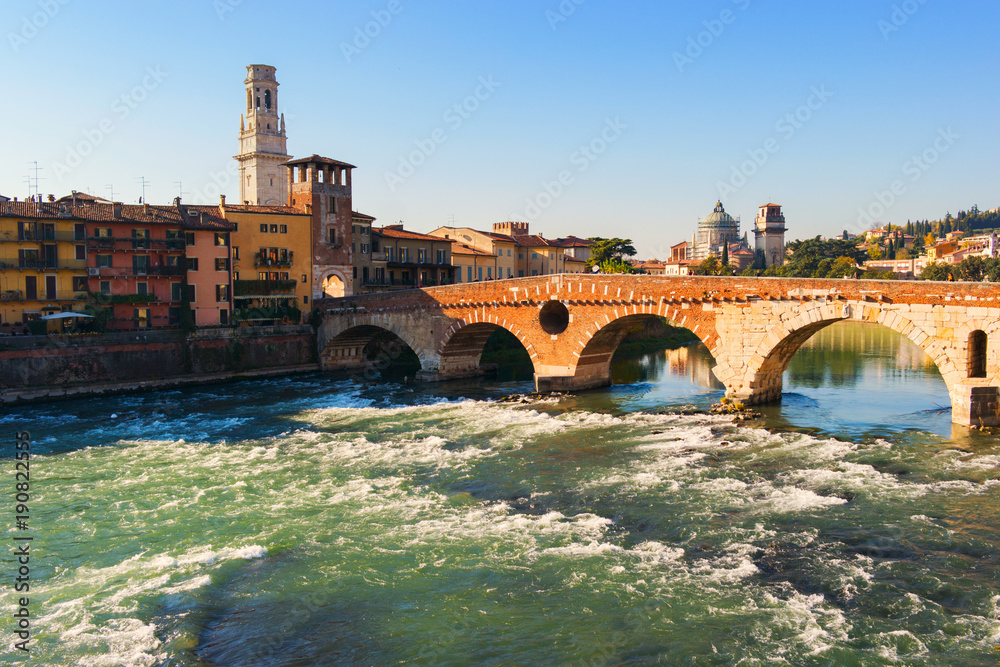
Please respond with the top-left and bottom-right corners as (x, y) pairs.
(586, 238), (637, 269)
(828, 256), (858, 278)
(599, 258), (635, 274)
(919, 262), (951, 281)
(867, 242), (883, 260)
(694, 255), (725, 276)
(721, 244), (729, 267)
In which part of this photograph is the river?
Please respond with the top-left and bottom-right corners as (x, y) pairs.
(1, 321), (998, 665)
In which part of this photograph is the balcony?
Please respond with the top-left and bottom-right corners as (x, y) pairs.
(1, 230), (83, 242)
(86, 237), (185, 251)
(0, 290), (23, 301)
(5, 291), (83, 302)
(254, 251), (294, 268)
(88, 265), (185, 278)
(233, 279), (298, 297)
(0, 260), (88, 270)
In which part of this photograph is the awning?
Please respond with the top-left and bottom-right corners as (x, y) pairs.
(39, 312), (95, 320)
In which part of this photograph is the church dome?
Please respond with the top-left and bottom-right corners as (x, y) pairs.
(700, 201), (737, 228)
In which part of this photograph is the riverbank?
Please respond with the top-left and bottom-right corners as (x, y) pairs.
(0, 325), (317, 405)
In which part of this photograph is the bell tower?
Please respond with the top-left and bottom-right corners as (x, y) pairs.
(755, 203), (787, 267)
(235, 65), (289, 206)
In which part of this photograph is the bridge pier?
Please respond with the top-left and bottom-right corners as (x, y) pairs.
(952, 384), (1000, 427)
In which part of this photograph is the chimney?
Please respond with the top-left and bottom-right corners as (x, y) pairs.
(219, 194), (226, 206)
(173, 196), (182, 207)
(113, 202), (123, 219)
(47, 194), (55, 202)
(72, 190), (77, 207)
(143, 203), (150, 214)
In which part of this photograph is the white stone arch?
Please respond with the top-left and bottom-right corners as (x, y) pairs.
(317, 314), (424, 374)
(733, 301), (981, 408)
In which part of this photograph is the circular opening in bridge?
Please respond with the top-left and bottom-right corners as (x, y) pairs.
(539, 301), (570, 335)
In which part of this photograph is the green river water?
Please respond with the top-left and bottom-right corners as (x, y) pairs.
(1, 321), (998, 666)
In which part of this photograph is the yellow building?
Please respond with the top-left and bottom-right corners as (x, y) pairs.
(0, 200), (88, 330)
(450, 242), (497, 283)
(219, 198), (314, 323)
(428, 226), (517, 279)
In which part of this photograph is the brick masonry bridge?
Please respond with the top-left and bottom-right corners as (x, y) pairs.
(317, 275), (1000, 426)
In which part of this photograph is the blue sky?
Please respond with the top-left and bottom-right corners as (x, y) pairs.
(2, 0), (997, 257)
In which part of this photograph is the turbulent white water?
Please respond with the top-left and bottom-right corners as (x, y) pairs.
(2, 323), (998, 666)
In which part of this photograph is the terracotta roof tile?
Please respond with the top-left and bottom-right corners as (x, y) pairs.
(375, 226), (447, 242)
(282, 154), (357, 169)
(451, 242), (493, 257)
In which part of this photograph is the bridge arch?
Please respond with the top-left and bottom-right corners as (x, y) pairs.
(558, 305), (716, 392)
(436, 315), (537, 380)
(317, 316), (424, 376)
(732, 301), (1000, 418)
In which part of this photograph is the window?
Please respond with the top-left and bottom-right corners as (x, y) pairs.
(184, 231), (195, 246)
(497, 248), (502, 256)
(550, 252), (555, 259)
(487, 267), (492, 279)
(72, 276), (87, 291)
(361, 243), (370, 254)
(352, 266), (357, 278)
(531, 270), (538, 276)
(136, 282), (148, 296)
(216, 285), (229, 302)
(166, 256), (181, 267)
(97, 254), (113, 268)
(467, 266), (473, 282)
(969, 331), (988, 378)
(187, 285), (196, 301)
(507, 268), (513, 278)
(507, 249), (511, 256)
(328, 228), (337, 245)
(329, 197), (337, 214)
(233, 247), (240, 260)
(279, 225), (287, 234)
(260, 224), (268, 233)
(234, 271), (239, 281)
(215, 258), (229, 271)
(74, 224), (86, 241)
(518, 270), (524, 277)
(532, 252), (538, 259)
(134, 308), (150, 328)
(133, 255), (150, 275)
(169, 307), (180, 327)
(519, 253), (524, 259)
(171, 283), (184, 302)
(75, 245), (86, 260)
(270, 224), (278, 233)
(215, 233), (228, 246)
(96, 227), (112, 238)
(400, 248), (409, 263)
(418, 249), (427, 264)
(478, 267), (483, 281)
(100, 281), (111, 295)
(385, 246), (394, 262)
(187, 257), (199, 271)
(232, 222), (238, 232)
(132, 229), (150, 250)
(437, 249), (446, 264)
(301, 274), (307, 283)
(220, 310), (229, 325)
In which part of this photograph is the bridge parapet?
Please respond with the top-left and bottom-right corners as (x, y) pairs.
(318, 275), (1000, 425)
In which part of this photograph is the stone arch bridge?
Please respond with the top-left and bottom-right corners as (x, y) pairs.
(317, 275), (1000, 426)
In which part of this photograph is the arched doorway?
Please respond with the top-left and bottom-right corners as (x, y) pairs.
(322, 274), (346, 299)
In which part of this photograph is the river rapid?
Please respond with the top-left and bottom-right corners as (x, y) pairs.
(1, 321), (998, 666)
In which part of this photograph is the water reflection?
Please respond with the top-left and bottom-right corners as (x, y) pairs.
(608, 321), (953, 440)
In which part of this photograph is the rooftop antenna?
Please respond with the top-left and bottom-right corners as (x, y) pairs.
(448, 214), (457, 226)
(136, 176), (149, 204)
(106, 185), (116, 202)
(173, 181), (188, 200)
(25, 161), (44, 200)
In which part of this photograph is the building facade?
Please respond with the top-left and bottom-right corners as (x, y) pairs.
(370, 226), (454, 291)
(235, 65), (289, 206)
(286, 154), (357, 300)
